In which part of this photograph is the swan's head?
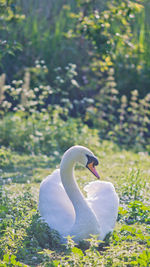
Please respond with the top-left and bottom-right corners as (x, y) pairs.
(86, 153), (100, 179)
(62, 145), (100, 179)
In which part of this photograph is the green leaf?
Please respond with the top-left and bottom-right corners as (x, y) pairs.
(3, 254), (10, 263)
(71, 247), (84, 257)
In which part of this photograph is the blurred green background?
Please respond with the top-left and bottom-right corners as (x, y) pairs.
(0, 0), (150, 153)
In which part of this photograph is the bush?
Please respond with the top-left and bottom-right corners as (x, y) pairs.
(85, 69), (150, 151)
(0, 147), (14, 169)
(0, 109), (99, 155)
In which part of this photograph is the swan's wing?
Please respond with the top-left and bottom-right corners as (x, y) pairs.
(84, 181), (119, 240)
(39, 169), (75, 236)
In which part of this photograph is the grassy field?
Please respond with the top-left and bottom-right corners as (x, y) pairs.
(0, 141), (150, 266)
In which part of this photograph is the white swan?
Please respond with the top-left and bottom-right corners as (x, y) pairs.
(39, 145), (119, 243)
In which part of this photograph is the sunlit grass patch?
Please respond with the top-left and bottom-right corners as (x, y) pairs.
(0, 141), (150, 266)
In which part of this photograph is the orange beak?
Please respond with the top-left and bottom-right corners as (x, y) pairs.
(87, 162), (100, 179)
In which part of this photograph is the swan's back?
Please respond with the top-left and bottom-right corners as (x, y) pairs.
(85, 180), (119, 240)
(39, 169), (75, 235)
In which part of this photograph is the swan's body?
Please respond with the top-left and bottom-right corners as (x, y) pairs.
(39, 146), (119, 242)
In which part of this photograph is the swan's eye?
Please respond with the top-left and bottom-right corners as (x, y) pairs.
(86, 154), (99, 166)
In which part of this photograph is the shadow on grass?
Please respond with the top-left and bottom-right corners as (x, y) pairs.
(1, 153), (61, 184)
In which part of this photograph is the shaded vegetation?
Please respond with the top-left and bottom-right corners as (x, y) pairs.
(0, 0), (150, 152)
(1, 0), (150, 97)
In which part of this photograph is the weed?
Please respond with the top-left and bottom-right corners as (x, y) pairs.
(0, 143), (149, 266)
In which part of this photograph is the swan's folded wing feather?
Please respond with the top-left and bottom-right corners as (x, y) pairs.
(39, 169), (75, 235)
(84, 181), (119, 240)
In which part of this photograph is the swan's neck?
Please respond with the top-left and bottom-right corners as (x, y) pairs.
(60, 151), (99, 225)
(60, 147), (100, 241)
(60, 160), (87, 217)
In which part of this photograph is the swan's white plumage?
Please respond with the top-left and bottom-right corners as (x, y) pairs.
(39, 169), (75, 235)
(39, 145), (119, 242)
(84, 181), (119, 240)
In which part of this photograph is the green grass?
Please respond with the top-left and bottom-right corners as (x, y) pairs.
(0, 141), (150, 266)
